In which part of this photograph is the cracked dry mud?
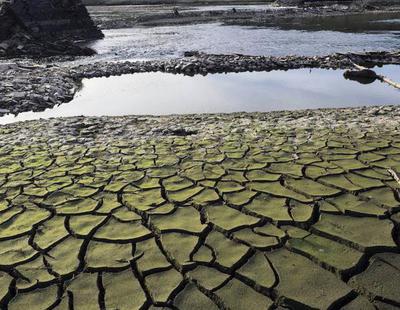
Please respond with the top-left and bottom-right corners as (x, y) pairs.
(0, 106), (400, 309)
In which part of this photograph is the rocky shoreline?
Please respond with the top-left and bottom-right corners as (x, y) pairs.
(1, 104), (399, 136)
(1, 50), (400, 117)
(0, 33), (97, 58)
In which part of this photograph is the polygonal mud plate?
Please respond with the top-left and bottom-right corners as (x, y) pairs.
(68, 214), (107, 237)
(162, 176), (194, 192)
(66, 272), (99, 310)
(103, 269), (147, 309)
(8, 284), (59, 310)
(206, 204), (260, 232)
(287, 228), (364, 274)
(33, 216), (69, 250)
(85, 240), (134, 270)
(161, 232), (198, 266)
(0, 206), (50, 240)
(359, 187), (400, 211)
(223, 190), (257, 206)
(123, 189), (165, 211)
(16, 256), (56, 291)
(150, 207), (206, 234)
(233, 228), (279, 250)
(173, 283), (218, 309)
(236, 252), (276, 289)
(46, 236), (83, 277)
(285, 178), (341, 197)
(243, 194), (291, 222)
(135, 238), (171, 274)
(326, 193), (387, 217)
(0, 235), (37, 267)
(248, 182), (313, 203)
(192, 188), (220, 205)
(205, 230), (251, 270)
(267, 248), (352, 309)
(312, 214), (396, 252)
(349, 253), (400, 305)
(94, 218), (152, 243)
(188, 266), (229, 291)
(55, 198), (99, 215)
(167, 186), (203, 203)
(0, 271), (13, 301)
(145, 268), (183, 303)
(215, 278), (273, 310)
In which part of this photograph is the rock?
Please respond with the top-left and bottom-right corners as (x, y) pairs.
(0, 42), (9, 50)
(14, 90), (26, 97)
(2, 0), (103, 41)
(0, 0), (102, 58)
(349, 253), (400, 305)
(0, 62), (16, 72)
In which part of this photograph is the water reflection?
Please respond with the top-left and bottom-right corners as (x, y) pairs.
(0, 66), (399, 125)
(343, 69), (379, 85)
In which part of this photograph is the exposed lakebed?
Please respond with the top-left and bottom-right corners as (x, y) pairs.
(1, 106), (400, 309)
(1, 65), (399, 124)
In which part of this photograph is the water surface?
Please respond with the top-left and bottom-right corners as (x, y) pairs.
(83, 24), (400, 62)
(1, 66), (399, 124)
(82, 11), (400, 63)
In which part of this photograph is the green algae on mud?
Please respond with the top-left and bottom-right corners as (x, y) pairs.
(0, 106), (400, 309)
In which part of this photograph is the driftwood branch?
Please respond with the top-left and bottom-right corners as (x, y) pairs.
(388, 168), (400, 186)
(351, 61), (400, 90)
(379, 76), (400, 90)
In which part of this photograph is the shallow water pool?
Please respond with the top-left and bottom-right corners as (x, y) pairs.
(1, 66), (399, 124)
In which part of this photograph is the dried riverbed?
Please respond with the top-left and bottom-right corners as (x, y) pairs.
(0, 107), (399, 309)
(1, 4), (400, 310)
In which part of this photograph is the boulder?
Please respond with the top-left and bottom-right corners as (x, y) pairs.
(0, 0), (103, 58)
(3, 0), (103, 41)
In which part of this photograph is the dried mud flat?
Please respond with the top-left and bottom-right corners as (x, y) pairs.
(0, 106), (400, 309)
